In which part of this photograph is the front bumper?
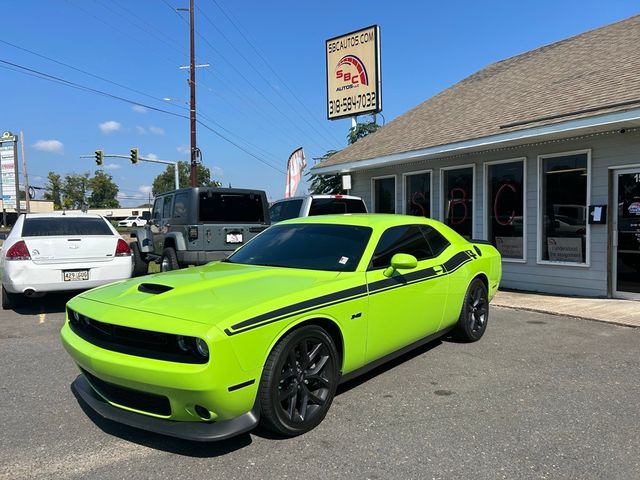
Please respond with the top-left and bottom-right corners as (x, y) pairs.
(72, 374), (259, 441)
(60, 298), (262, 439)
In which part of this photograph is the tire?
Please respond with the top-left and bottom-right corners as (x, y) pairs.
(2, 286), (21, 310)
(454, 278), (489, 342)
(130, 242), (149, 277)
(131, 223), (137, 227)
(259, 325), (339, 437)
(160, 247), (180, 272)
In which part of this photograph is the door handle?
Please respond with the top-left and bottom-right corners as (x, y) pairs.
(433, 265), (444, 274)
(613, 230), (618, 248)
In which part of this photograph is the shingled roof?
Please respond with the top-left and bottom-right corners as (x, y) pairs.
(315, 15), (640, 171)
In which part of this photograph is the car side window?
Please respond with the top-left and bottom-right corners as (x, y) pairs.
(162, 195), (173, 219)
(369, 225), (433, 270)
(420, 225), (450, 257)
(152, 198), (162, 221)
(173, 192), (189, 219)
(270, 199), (303, 222)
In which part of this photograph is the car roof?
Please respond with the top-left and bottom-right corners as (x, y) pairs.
(23, 212), (105, 219)
(278, 213), (440, 229)
(272, 194), (363, 203)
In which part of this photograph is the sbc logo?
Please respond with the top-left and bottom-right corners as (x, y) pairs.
(335, 55), (369, 87)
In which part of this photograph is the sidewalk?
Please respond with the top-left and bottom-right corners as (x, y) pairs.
(492, 290), (640, 328)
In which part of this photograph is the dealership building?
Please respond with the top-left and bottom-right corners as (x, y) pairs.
(313, 16), (640, 299)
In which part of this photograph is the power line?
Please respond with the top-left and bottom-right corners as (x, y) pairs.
(210, 0), (342, 145)
(197, 120), (285, 174)
(1, 58), (285, 174)
(197, 2), (340, 147)
(168, 7), (329, 152)
(0, 39), (186, 113)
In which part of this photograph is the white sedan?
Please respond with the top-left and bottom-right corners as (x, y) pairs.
(117, 216), (147, 227)
(1, 213), (133, 309)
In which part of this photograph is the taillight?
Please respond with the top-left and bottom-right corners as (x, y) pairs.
(5, 240), (31, 260)
(115, 239), (132, 257)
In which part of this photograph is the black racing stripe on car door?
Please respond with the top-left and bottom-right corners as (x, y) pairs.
(366, 266), (438, 293)
(225, 249), (476, 336)
(227, 285), (368, 333)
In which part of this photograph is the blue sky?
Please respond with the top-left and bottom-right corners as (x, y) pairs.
(1, 0), (637, 206)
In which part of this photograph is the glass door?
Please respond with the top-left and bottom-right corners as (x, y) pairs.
(613, 169), (640, 299)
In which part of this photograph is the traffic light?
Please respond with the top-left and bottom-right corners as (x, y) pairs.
(95, 149), (103, 166)
(130, 147), (139, 164)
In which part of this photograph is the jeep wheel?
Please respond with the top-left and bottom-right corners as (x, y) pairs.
(160, 247), (180, 272)
(130, 242), (149, 277)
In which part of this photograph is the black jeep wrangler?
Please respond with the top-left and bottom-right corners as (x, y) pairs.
(130, 187), (270, 274)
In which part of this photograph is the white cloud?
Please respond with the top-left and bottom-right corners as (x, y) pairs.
(135, 126), (147, 135)
(176, 145), (190, 155)
(148, 126), (165, 135)
(99, 120), (122, 134)
(138, 185), (152, 194)
(211, 166), (224, 178)
(132, 105), (148, 113)
(146, 153), (159, 160)
(104, 163), (121, 170)
(32, 139), (64, 154)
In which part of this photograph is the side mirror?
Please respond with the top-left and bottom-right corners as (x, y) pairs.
(383, 253), (418, 278)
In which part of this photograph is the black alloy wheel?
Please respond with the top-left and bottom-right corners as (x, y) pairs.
(260, 325), (339, 437)
(455, 278), (489, 342)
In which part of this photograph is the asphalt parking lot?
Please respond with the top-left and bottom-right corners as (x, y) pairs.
(0, 295), (638, 480)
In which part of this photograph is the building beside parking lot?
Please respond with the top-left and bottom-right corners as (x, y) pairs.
(313, 15), (640, 299)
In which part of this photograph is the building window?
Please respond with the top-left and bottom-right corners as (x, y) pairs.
(372, 176), (396, 213)
(539, 151), (590, 264)
(486, 159), (525, 260)
(442, 166), (474, 238)
(403, 170), (431, 217)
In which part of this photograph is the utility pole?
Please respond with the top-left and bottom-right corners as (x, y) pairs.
(189, 0), (197, 187)
(20, 130), (30, 213)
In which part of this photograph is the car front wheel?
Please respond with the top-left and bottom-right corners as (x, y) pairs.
(160, 247), (179, 272)
(455, 278), (489, 342)
(259, 325), (339, 437)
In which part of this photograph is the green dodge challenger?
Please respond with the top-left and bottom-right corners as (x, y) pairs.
(61, 214), (501, 441)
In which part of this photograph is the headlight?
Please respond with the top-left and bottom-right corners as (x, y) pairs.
(176, 335), (190, 352)
(195, 338), (209, 358)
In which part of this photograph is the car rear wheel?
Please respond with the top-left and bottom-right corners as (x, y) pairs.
(2, 286), (21, 310)
(259, 325), (339, 437)
(455, 278), (489, 342)
(130, 242), (149, 277)
(160, 247), (179, 272)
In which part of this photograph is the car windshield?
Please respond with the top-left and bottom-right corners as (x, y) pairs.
(226, 223), (372, 272)
(22, 217), (112, 236)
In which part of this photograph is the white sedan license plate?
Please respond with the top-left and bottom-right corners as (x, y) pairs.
(63, 270), (89, 282)
(226, 233), (243, 244)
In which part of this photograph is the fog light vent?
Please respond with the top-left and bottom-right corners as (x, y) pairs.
(195, 405), (212, 420)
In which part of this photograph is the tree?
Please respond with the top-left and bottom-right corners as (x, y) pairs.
(348, 119), (379, 144)
(151, 161), (221, 196)
(43, 172), (63, 209)
(307, 151), (344, 194)
(62, 173), (90, 210)
(87, 170), (119, 208)
(308, 117), (379, 195)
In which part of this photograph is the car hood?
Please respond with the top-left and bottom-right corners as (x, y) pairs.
(74, 262), (351, 330)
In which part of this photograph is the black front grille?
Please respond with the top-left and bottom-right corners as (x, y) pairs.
(82, 369), (171, 416)
(67, 308), (208, 364)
